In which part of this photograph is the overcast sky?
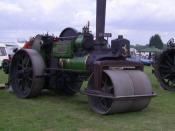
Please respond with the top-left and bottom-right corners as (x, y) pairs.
(0, 0), (175, 45)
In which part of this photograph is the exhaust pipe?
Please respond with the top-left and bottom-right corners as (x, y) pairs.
(96, 0), (106, 42)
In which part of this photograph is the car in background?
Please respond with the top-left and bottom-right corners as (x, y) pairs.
(6, 43), (19, 57)
(140, 58), (153, 66)
(1, 42), (19, 74)
(0, 40), (26, 74)
(128, 54), (153, 66)
(127, 55), (141, 63)
(0, 44), (8, 68)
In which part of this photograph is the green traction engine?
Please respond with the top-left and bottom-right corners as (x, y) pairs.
(9, 0), (155, 114)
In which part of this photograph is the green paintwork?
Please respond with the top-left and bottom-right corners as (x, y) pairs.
(60, 55), (88, 71)
(74, 35), (84, 48)
(53, 41), (73, 58)
(52, 34), (88, 71)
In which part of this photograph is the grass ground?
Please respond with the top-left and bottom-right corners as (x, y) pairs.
(0, 67), (175, 131)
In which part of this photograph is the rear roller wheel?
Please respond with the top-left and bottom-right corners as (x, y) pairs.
(10, 49), (45, 98)
(56, 73), (81, 95)
(62, 82), (81, 95)
(88, 70), (152, 115)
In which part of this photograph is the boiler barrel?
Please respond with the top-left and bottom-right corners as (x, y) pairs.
(59, 56), (88, 71)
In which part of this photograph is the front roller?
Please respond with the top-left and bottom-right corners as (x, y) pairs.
(88, 70), (154, 115)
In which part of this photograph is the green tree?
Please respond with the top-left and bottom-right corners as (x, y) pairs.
(134, 44), (148, 51)
(149, 34), (164, 49)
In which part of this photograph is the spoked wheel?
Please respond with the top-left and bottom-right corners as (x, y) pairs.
(2, 59), (10, 74)
(154, 49), (175, 91)
(10, 49), (45, 98)
(88, 70), (153, 115)
(56, 73), (81, 95)
(88, 73), (114, 114)
(62, 82), (81, 95)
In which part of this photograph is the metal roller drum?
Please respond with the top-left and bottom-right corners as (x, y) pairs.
(88, 70), (153, 114)
(126, 70), (152, 111)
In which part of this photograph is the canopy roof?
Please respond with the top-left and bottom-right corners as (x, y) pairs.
(140, 47), (162, 52)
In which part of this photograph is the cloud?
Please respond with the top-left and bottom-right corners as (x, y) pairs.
(0, 1), (22, 13)
(0, 0), (174, 44)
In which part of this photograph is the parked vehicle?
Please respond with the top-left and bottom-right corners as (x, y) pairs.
(6, 43), (19, 56)
(0, 44), (8, 68)
(140, 58), (153, 66)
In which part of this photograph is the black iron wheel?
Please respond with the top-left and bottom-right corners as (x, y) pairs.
(155, 49), (175, 91)
(88, 73), (114, 114)
(10, 49), (45, 98)
(2, 59), (10, 74)
(55, 73), (81, 95)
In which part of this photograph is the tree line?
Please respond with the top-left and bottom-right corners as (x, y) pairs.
(131, 34), (165, 51)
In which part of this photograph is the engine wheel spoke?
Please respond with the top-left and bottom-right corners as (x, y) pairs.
(159, 64), (170, 69)
(10, 49), (45, 98)
(165, 53), (173, 65)
(154, 50), (175, 91)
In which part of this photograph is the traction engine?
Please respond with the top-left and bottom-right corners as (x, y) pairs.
(8, 0), (155, 114)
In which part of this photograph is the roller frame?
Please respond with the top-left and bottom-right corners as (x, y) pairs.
(83, 89), (156, 100)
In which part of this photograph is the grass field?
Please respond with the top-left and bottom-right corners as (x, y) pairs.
(0, 67), (175, 131)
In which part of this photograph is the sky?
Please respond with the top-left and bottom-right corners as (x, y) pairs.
(0, 0), (175, 45)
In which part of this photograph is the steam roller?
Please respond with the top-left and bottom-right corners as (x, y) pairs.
(153, 38), (175, 91)
(7, 0), (155, 115)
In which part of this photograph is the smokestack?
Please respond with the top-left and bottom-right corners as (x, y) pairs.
(96, 0), (106, 42)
